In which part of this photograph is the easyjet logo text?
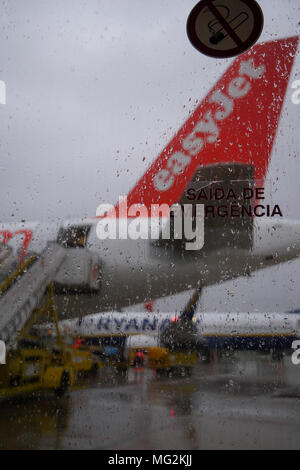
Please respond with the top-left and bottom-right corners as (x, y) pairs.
(153, 58), (265, 193)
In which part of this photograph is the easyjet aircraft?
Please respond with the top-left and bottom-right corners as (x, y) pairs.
(1, 37), (299, 317)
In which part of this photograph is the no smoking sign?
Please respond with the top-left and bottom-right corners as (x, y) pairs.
(187, 0), (264, 58)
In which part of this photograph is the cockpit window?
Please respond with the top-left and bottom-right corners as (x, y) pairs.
(57, 225), (91, 248)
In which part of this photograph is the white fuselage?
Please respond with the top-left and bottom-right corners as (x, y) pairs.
(58, 311), (300, 351)
(1, 217), (300, 314)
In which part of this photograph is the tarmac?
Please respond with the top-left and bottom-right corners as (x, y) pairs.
(1, 351), (300, 450)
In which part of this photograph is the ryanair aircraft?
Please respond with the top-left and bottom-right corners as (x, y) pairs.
(58, 288), (300, 357)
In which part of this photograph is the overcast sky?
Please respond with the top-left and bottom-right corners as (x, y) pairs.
(0, 0), (299, 312)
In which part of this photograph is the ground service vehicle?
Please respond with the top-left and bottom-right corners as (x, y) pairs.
(68, 337), (102, 376)
(0, 284), (75, 398)
(147, 347), (197, 376)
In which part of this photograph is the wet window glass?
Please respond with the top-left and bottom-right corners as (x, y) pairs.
(0, 0), (299, 451)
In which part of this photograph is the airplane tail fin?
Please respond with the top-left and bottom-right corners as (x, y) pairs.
(180, 286), (202, 321)
(159, 286), (202, 351)
(118, 36), (298, 212)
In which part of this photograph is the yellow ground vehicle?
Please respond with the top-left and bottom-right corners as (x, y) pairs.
(0, 284), (76, 398)
(0, 346), (75, 398)
(125, 335), (197, 375)
(77, 335), (128, 375)
(147, 347), (197, 375)
(65, 342), (102, 376)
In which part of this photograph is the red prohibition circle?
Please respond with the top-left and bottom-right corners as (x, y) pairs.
(187, 0), (264, 58)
